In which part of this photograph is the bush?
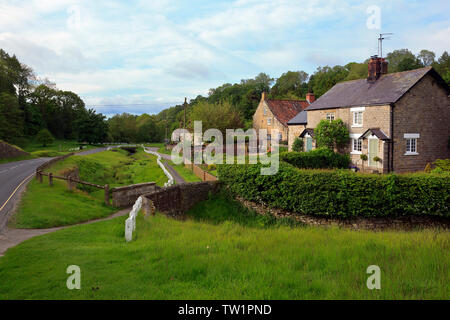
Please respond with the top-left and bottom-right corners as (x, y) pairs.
(280, 148), (350, 169)
(217, 162), (449, 217)
(292, 138), (303, 152)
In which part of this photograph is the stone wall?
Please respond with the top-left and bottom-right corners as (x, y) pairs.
(0, 141), (29, 159)
(236, 196), (450, 231)
(142, 181), (220, 217)
(393, 73), (450, 173)
(112, 182), (159, 208)
(287, 124), (306, 151)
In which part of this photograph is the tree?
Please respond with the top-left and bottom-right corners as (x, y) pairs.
(432, 51), (450, 84)
(189, 100), (243, 135)
(344, 62), (368, 81)
(270, 71), (309, 99)
(386, 49), (423, 73)
(0, 92), (23, 143)
(315, 119), (349, 151)
(292, 138), (304, 152)
(35, 128), (54, 147)
(308, 66), (349, 98)
(418, 50), (436, 66)
(75, 109), (108, 144)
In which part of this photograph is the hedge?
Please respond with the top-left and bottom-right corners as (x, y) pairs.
(280, 148), (350, 169)
(217, 163), (449, 217)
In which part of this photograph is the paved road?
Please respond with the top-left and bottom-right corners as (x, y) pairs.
(146, 147), (186, 184)
(0, 157), (52, 230)
(0, 146), (117, 232)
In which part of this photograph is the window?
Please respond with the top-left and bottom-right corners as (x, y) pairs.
(263, 107), (267, 116)
(267, 118), (271, 125)
(267, 134), (271, 141)
(353, 111), (363, 126)
(352, 138), (362, 153)
(404, 133), (419, 155)
(278, 133), (282, 141)
(406, 139), (417, 154)
(326, 113), (335, 121)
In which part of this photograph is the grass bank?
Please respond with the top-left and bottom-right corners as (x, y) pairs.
(10, 148), (167, 229)
(0, 195), (448, 299)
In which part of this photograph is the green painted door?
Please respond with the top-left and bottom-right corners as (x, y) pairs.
(368, 139), (379, 167)
(306, 137), (313, 152)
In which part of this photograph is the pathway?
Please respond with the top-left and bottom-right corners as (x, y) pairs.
(0, 208), (130, 257)
(146, 147), (186, 185)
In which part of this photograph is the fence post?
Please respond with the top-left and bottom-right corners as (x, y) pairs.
(49, 173), (53, 187)
(67, 177), (73, 191)
(104, 184), (110, 206)
(38, 170), (43, 183)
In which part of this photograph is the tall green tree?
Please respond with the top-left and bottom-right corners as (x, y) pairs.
(270, 71), (309, 99)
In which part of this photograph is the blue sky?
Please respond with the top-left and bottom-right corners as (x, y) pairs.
(1, 0), (449, 116)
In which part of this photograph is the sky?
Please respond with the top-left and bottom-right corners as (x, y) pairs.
(0, 0), (449, 116)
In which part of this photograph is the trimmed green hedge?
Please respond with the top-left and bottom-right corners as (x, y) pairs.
(217, 163), (449, 217)
(280, 148), (350, 169)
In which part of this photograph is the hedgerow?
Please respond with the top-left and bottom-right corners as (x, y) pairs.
(217, 163), (449, 217)
(280, 148), (350, 169)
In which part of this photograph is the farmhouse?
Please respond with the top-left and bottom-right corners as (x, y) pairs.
(253, 92), (314, 142)
(288, 56), (450, 173)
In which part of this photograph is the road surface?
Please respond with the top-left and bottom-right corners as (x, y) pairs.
(0, 147), (116, 232)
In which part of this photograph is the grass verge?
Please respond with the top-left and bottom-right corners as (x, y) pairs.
(0, 195), (448, 299)
(10, 148), (167, 229)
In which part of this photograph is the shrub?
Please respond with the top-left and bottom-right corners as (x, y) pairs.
(217, 162), (449, 217)
(292, 138), (303, 152)
(280, 148), (350, 169)
(315, 119), (350, 150)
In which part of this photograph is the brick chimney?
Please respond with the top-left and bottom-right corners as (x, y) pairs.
(367, 55), (388, 82)
(306, 92), (315, 104)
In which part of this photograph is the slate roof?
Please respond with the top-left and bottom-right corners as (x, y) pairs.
(306, 67), (450, 111)
(266, 99), (309, 126)
(361, 128), (390, 140)
(287, 110), (307, 125)
(299, 128), (315, 138)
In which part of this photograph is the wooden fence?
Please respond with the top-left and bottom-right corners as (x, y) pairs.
(184, 163), (218, 182)
(36, 170), (111, 206)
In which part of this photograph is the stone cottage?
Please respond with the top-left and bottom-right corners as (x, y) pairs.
(253, 92), (313, 143)
(288, 56), (450, 173)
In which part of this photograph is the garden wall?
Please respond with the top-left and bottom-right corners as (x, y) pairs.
(142, 181), (220, 217)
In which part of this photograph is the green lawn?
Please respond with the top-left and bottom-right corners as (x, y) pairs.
(21, 139), (101, 154)
(10, 148), (168, 229)
(167, 161), (202, 183)
(0, 195), (448, 299)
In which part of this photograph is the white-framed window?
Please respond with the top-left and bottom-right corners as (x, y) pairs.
(351, 138), (362, 154)
(404, 133), (419, 155)
(278, 133), (282, 141)
(267, 134), (271, 141)
(353, 111), (363, 126)
(326, 113), (335, 121)
(267, 118), (271, 125)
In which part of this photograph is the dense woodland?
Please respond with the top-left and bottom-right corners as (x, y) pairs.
(1, 48), (449, 146)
